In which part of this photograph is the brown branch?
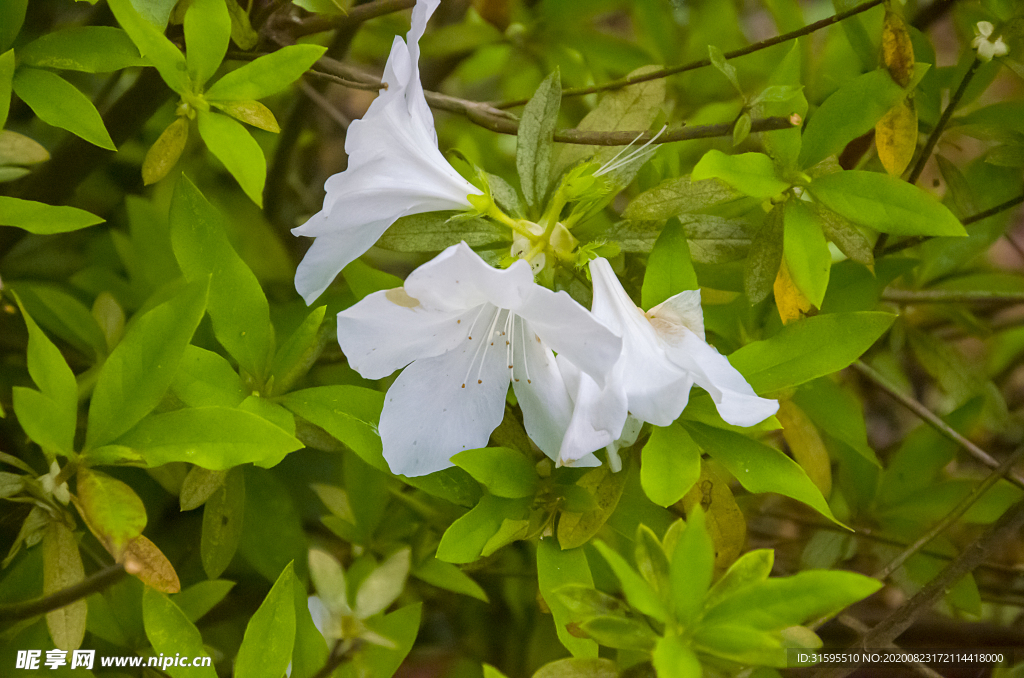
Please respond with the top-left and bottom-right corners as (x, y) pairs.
(851, 361), (1024, 490)
(834, 615), (946, 678)
(291, 0), (417, 39)
(0, 564), (126, 623)
(813, 498), (1024, 678)
(491, 0), (886, 109)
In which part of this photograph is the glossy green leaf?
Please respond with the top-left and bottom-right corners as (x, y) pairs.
(279, 385), (386, 471)
(652, 634), (701, 678)
(436, 494), (529, 563)
(684, 421), (840, 524)
(238, 467), (308, 583)
(641, 218), (698, 311)
(591, 540), (669, 623)
(14, 68), (115, 150)
(269, 306), (328, 396)
(799, 66), (925, 168)
(202, 466), (245, 579)
(196, 110), (266, 206)
(336, 603), (421, 678)
(43, 521), (87, 651)
(670, 508), (714, 625)
(0, 0), (26, 53)
(536, 539), (598, 659)
(412, 557), (488, 602)
(354, 547), (411, 618)
(19, 26), (147, 72)
(692, 151), (790, 199)
(624, 175), (740, 221)
(450, 447), (538, 498)
(517, 70), (561, 211)
(108, 0), (188, 92)
(728, 311), (895, 394)
(11, 281), (107, 359)
(376, 211), (507, 252)
(557, 464), (628, 550)
(291, 564), (329, 678)
(783, 199), (831, 307)
(579, 615), (657, 650)
(172, 579), (235, 622)
(77, 468), (147, 557)
(205, 44), (327, 100)
(342, 259), (403, 300)
(235, 561), (296, 678)
(142, 588), (217, 678)
(85, 279), (208, 449)
(704, 548), (774, 609)
(533, 658), (619, 678)
(744, 203), (785, 304)
(170, 175), (273, 379)
(758, 43), (805, 173)
(640, 424), (702, 507)
(184, 0), (230, 87)
(113, 406), (303, 469)
(793, 377), (879, 466)
(0, 196), (104, 234)
(170, 345), (247, 408)
(809, 170), (965, 237)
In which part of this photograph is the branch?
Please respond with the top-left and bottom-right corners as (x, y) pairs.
(851, 360), (1024, 490)
(491, 0), (886, 108)
(834, 615), (946, 678)
(0, 564), (126, 623)
(813, 498), (1024, 678)
(880, 289), (1024, 304)
(291, 0), (417, 39)
(880, 191), (1024, 256)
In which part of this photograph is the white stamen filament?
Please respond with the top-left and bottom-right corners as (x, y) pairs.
(594, 125), (668, 177)
(461, 306), (501, 388)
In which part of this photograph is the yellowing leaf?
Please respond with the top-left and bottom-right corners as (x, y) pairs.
(75, 468), (147, 559)
(142, 116), (188, 185)
(123, 534), (181, 593)
(777, 400), (832, 498)
(881, 9), (915, 87)
(876, 97), (918, 177)
(682, 461), (745, 570)
(212, 99), (281, 133)
(773, 259), (812, 325)
(43, 520), (87, 651)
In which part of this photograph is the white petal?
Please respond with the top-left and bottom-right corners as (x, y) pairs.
(379, 319), (510, 477)
(510, 317), (575, 460)
(405, 242), (535, 311)
(663, 329), (779, 427)
(557, 368), (628, 465)
(307, 596), (334, 640)
(336, 290), (479, 379)
(294, 218), (391, 304)
(649, 289), (705, 340)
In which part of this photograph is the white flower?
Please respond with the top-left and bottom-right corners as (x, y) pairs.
(292, 0), (483, 304)
(336, 242), (621, 476)
(972, 21), (1008, 62)
(557, 258), (778, 466)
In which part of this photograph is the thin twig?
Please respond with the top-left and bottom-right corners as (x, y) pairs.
(851, 361), (1024, 490)
(291, 0), (417, 38)
(874, 445), (1024, 581)
(491, 0), (886, 108)
(880, 289), (1024, 304)
(835, 615), (947, 678)
(300, 79), (352, 129)
(0, 564), (126, 622)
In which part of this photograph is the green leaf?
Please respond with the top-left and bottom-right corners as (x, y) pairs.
(225, 0), (259, 50)
(728, 311), (896, 394)
(640, 424), (702, 507)
(336, 603), (421, 678)
(19, 27), (147, 72)
(652, 634), (701, 678)
(10, 292), (78, 458)
(11, 281), (107, 360)
(143, 116), (189, 185)
(412, 557), (488, 602)
(536, 539), (598, 659)
(481, 518), (530, 557)
(744, 203), (785, 304)
(196, 110), (266, 206)
(634, 524), (671, 599)
(592, 540), (669, 623)
(235, 561), (296, 678)
(793, 378), (879, 467)
(579, 615), (657, 650)
(436, 494), (529, 563)
(112, 406), (303, 469)
(0, 196), (104, 234)
(85, 279), (208, 449)
(709, 45), (741, 93)
(516, 70), (561, 211)
(783, 199), (831, 307)
(641, 219), (698, 311)
(670, 508), (714, 625)
(624, 175), (741, 222)
(450, 447), (538, 498)
(77, 468), (147, 557)
(205, 44), (328, 100)
(269, 305), (328, 396)
(354, 547), (411, 618)
(533, 658), (619, 678)
(701, 569), (882, 630)
(799, 66), (925, 168)
(13, 67), (115, 150)
(170, 175), (273, 379)
(309, 548), (349, 614)
(557, 464), (628, 550)
(170, 345), (247, 408)
(342, 259), (403, 300)
(692, 151), (790, 199)
(683, 421), (841, 524)
(376, 211), (507, 252)
(808, 170), (965, 237)
(279, 386), (386, 471)
(239, 467), (308, 583)
(172, 580), (235, 622)
(181, 466), (226, 511)
(211, 99), (280, 132)
(291, 564), (329, 678)
(704, 548), (774, 609)
(0, 50), (16, 129)
(108, 0), (188, 92)
(693, 623), (787, 666)
(0, 0), (27, 53)
(202, 466), (245, 579)
(142, 588), (217, 678)
(43, 521), (87, 651)
(184, 0), (230, 87)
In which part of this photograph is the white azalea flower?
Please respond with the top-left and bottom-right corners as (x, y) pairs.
(557, 258), (778, 466)
(292, 0), (483, 304)
(336, 242), (621, 477)
(972, 21), (1008, 62)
